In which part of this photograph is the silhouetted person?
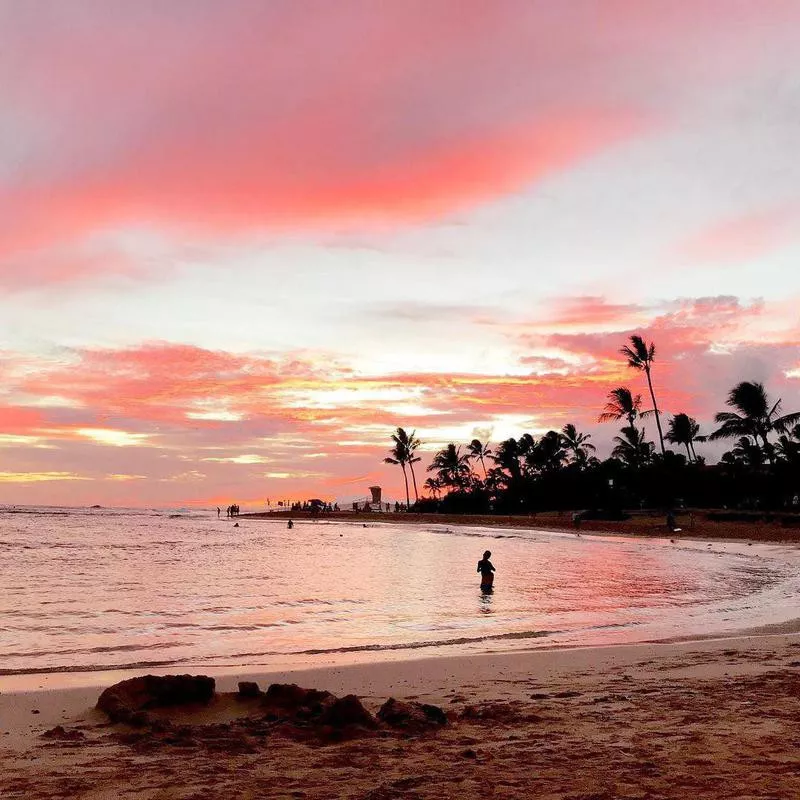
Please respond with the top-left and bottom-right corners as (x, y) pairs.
(666, 510), (676, 531)
(477, 550), (495, 591)
(217, 507), (221, 518)
(287, 519), (294, 529)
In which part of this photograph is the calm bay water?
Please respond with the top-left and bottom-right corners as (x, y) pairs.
(1, 508), (799, 677)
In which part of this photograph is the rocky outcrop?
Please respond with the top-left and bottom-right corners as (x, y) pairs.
(237, 681), (261, 699)
(96, 674), (215, 725)
(376, 698), (447, 730)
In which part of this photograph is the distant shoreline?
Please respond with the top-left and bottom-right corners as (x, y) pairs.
(240, 508), (800, 543)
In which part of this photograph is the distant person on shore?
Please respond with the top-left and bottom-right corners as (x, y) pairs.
(287, 519), (294, 529)
(217, 507), (221, 518)
(477, 550), (495, 592)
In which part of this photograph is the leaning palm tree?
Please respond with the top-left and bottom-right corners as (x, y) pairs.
(611, 425), (654, 469)
(467, 439), (492, 478)
(599, 387), (649, 428)
(384, 428), (413, 508)
(621, 335), (665, 455)
(428, 443), (472, 490)
(561, 424), (596, 467)
(710, 381), (800, 463)
(665, 413), (705, 462)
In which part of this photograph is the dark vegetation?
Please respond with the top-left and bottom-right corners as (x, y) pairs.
(384, 336), (800, 515)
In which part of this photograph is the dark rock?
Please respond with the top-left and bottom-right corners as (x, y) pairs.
(317, 694), (376, 729)
(461, 748), (478, 759)
(41, 725), (85, 741)
(238, 681), (261, 698)
(552, 690), (581, 699)
(262, 683), (333, 716)
(96, 674), (216, 723)
(377, 698), (447, 729)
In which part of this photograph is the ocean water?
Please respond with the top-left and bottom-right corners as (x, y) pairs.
(1, 508), (799, 678)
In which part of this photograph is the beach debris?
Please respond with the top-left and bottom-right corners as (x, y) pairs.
(41, 725), (85, 741)
(237, 681), (261, 698)
(261, 683), (334, 717)
(96, 674), (216, 725)
(377, 698), (447, 730)
(263, 683), (377, 730)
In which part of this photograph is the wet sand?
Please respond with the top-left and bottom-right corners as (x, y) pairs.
(244, 509), (800, 543)
(3, 633), (799, 799)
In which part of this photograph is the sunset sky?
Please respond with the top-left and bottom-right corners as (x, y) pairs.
(1, 1), (799, 507)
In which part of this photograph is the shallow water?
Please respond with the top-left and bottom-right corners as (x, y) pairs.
(1, 508), (799, 676)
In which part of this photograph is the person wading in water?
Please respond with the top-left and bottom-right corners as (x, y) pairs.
(477, 550), (495, 592)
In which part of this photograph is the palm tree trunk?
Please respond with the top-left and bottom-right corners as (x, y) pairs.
(689, 441), (698, 461)
(400, 463), (410, 508)
(685, 442), (692, 462)
(479, 455), (487, 479)
(408, 461), (419, 503)
(644, 367), (666, 455)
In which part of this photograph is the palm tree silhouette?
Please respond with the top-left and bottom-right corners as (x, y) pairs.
(612, 425), (654, 469)
(620, 336), (665, 455)
(401, 428), (422, 503)
(428, 443), (472, 490)
(710, 381), (800, 463)
(467, 439), (492, 478)
(491, 438), (523, 482)
(529, 430), (568, 473)
(423, 476), (443, 499)
(561, 424), (596, 467)
(665, 413), (705, 462)
(599, 387), (649, 428)
(384, 427), (416, 508)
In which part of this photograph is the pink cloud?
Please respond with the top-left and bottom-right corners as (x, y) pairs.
(4, 1), (800, 284)
(675, 206), (800, 265)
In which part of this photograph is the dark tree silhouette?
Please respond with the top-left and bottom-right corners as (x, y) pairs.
(428, 443), (472, 489)
(384, 427), (414, 508)
(599, 387), (649, 428)
(612, 425), (654, 469)
(621, 336), (665, 455)
(665, 413), (705, 462)
(467, 439), (492, 478)
(710, 381), (800, 464)
(561, 424), (596, 467)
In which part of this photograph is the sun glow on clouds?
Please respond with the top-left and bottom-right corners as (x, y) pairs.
(1, 4), (800, 504)
(77, 428), (151, 447)
(0, 472), (88, 483)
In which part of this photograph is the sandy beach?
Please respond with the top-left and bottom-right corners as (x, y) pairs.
(244, 509), (800, 544)
(3, 632), (799, 799)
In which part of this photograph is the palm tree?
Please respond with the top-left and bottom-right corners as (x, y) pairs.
(665, 413), (705, 462)
(721, 436), (765, 468)
(710, 381), (800, 463)
(423, 476), (443, 499)
(561, 424), (596, 467)
(621, 335), (665, 455)
(492, 437), (523, 481)
(428, 443), (473, 490)
(611, 425), (654, 469)
(467, 439), (492, 479)
(401, 428), (422, 503)
(529, 430), (568, 473)
(384, 428), (414, 508)
(599, 387), (649, 428)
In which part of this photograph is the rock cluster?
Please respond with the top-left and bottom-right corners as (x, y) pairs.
(96, 674), (216, 726)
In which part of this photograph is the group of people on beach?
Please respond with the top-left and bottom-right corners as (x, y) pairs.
(217, 505), (240, 518)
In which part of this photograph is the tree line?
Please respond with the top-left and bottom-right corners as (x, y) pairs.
(384, 335), (800, 515)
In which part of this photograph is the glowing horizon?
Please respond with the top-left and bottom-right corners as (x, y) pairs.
(1, 2), (799, 507)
